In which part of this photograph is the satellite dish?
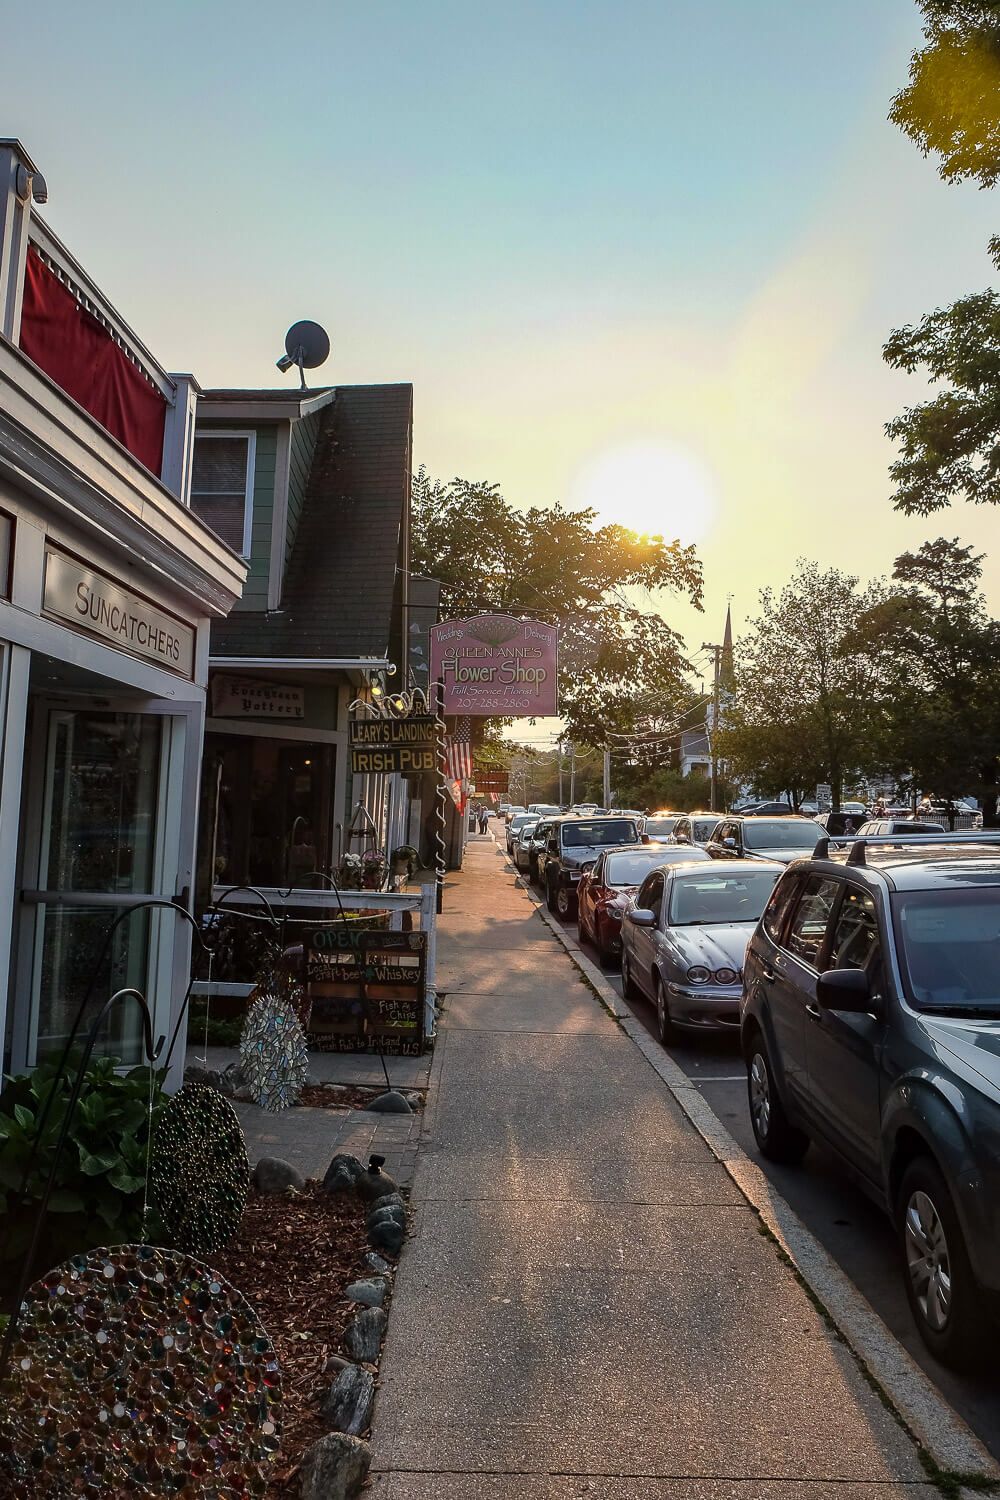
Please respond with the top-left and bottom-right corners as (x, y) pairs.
(276, 320), (331, 389)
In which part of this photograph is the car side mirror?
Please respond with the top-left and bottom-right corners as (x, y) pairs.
(676, 835), (691, 845)
(626, 908), (656, 927)
(816, 968), (872, 1013)
(723, 836), (737, 850)
(580, 861), (596, 875)
(640, 833), (651, 844)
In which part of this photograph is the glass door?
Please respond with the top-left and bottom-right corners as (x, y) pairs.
(21, 707), (169, 1066)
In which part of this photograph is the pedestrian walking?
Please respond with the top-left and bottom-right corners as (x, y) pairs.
(478, 806), (489, 833)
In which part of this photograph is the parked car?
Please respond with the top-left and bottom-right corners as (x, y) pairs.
(503, 805), (527, 824)
(621, 859), (782, 1043)
(506, 811), (539, 854)
(513, 820), (540, 872)
(526, 820), (555, 884)
(528, 803), (561, 817)
(569, 803), (599, 816)
(741, 832), (1000, 1367)
(642, 813), (682, 842)
(816, 811), (868, 836)
(736, 800), (796, 816)
(673, 813), (719, 847)
(705, 816), (821, 865)
(856, 819), (946, 837)
(578, 844), (711, 964)
(541, 815), (642, 919)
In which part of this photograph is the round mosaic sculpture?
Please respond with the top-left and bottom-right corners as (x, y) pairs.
(239, 993), (310, 1113)
(150, 1083), (249, 1256)
(0, 1243), (281, 1498)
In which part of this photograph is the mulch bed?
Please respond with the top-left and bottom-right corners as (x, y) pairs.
(297, 1083), (424, 1111)
(211, 1182), (375, 1494)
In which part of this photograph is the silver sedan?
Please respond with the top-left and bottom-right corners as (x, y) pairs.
(620, 858), (783, 1045)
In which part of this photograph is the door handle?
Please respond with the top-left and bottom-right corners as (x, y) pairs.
(760, 966), (776, 984)
(805, 1002), (822, 1021)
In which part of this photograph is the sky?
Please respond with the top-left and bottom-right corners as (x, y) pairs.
(7, 0), (999, 733)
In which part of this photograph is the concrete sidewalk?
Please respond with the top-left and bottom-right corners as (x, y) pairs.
(370, 840), (938, 1498)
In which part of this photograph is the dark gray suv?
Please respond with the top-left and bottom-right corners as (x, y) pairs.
(741, 833), (1000, 1368)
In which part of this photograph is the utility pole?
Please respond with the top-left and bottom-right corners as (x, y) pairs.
(569, 742), (576, 808)
(603, 745), (611, 810)
(557, 737), (564, 809)
(702, 641), (723, 813)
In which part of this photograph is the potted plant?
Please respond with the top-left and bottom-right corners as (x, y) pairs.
(390, 844), (419, 880)
(361, 849), (387, 890)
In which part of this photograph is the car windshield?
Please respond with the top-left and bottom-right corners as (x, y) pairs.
(562, 819), (638, 847)
(668, 870), (780, 926)
(643, 817), (678, 837)
(605, 850), (673, 886)
(742, 820), (819, 851)
(510, 815), (535, 831)
(893, 888), (1000, 1013)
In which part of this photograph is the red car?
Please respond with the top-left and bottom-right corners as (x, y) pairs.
(577, 844), (711, 964)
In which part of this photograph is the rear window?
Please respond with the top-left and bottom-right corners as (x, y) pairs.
(669, 870), (780, 925)
(893, 888), (1000, 1013)
(605, 850), (671, 886)
(743, 820), (820, 852)
(644, 817), (679, 838)
(562, 820), (638, 848)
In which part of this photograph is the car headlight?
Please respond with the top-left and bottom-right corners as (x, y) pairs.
(686, 965), (711, 983)
(713, 967), (738, 985)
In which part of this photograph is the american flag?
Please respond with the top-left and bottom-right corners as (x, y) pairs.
(445, 717), (473, 781)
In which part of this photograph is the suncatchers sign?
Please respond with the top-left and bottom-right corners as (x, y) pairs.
(430, 614), (558, 716)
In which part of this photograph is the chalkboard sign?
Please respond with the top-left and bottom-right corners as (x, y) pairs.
(304, 927), (426, 1055)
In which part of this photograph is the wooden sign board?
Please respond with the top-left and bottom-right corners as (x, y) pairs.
(304, 926), (426, 1055)
(349, 715), (437, 776)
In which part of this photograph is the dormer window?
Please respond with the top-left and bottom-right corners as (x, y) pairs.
(190, 431), (256, 556)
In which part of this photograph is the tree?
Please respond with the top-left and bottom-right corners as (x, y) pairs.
(885, 3), (1000, 514)
(890, 2), (1000, 188)
(410, 470), (703, 745)
(714, 563), (897, 808)
(855, 538), (1000, 820)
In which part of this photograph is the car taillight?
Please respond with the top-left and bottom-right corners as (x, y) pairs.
(686, 965), (711, 983)
(713, 967), (738, 985)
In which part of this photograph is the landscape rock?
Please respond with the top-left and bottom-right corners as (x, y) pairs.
(344, 1307), (387, 1362)
(320, 1363), (375, 1435)
(368, 1216), (405, 1255)
(322, 1153), (365, 1194)
(370, 1192), (405, 1216)
(365, 1089), (412, 1114)
(183, 1065), (220, 1088)
(363, 1252), (392, 1276)
(345, 1278), (387, 1308)
(299, 1432), (370, 1500)
(323, 1353), (352, 1377)
(213, 1069), (236, 1097)
(253, 1156), (305, 1194)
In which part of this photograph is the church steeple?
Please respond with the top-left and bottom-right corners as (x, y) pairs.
(720, 602), (734, 692)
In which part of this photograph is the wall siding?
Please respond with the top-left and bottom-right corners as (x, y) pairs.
(286, 410), (323, 570)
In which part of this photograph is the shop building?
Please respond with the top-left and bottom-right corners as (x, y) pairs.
(0, 141), (246, 1079)
(192, 381), (415, 905)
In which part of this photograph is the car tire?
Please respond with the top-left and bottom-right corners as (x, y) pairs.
(897, 1156), (985, 1370)
(654, 974), (681, 1046)
(546, 877), (558, 914)
(554, 884), (576, 921)
(595, 930), (615, 968)
(746, 1033), (808, 1164)
(621, 947), (640, 1000)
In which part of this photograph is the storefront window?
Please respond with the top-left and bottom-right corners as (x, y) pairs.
(201, 735), (334, 892)
(30, 710), (163, 1064)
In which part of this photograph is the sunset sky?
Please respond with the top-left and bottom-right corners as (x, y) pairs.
(8, 0), (999, 697)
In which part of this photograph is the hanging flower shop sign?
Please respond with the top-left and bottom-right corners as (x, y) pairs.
(430, 614), (558, 716)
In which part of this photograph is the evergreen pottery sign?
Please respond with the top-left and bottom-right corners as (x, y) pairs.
(429, 614), (558, 716)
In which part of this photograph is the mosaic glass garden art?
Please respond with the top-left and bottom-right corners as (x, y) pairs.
(239, 992), (310, 1112)
(0, 1243), (281, 1498)
(149, 1082), (250, 1256)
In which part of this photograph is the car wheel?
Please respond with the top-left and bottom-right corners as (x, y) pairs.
(897, 1156), (984, 1369)
(546, 878), (558, 914)
(595, 927), (615, 967)
(621, 947), (640, 1000)
(746, 1034), (808, 1164)
(555, 884), (576, 920)
(654, 974), (680, 1046)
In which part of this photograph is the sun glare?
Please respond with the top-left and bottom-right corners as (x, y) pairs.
(570, 440), (718, 544)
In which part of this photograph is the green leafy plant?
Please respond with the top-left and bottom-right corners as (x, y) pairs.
(186, 1003), (244, 1049)
(0, 1055), (167, 1286)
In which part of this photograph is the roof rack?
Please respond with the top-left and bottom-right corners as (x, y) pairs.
(814, 831), (1000, 867)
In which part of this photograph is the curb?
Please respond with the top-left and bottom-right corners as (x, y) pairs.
(504, 849), (998, 1487)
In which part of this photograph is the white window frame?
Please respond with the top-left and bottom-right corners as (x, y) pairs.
(190, 429), (257, 559)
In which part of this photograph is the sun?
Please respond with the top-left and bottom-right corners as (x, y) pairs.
(570, 440), (718, 544)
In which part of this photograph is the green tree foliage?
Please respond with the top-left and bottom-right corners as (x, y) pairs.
(890, 2), (1000, 187)
(885, 3), (1000, 513)
(410, 470), (702, 745)
(856, 538), (1000, 819)
(714, 563), (896, 808)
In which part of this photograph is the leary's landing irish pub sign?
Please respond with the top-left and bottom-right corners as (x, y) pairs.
(430, 614), (558, 716)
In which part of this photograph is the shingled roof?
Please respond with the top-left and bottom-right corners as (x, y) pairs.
(210, 383), (412, 661)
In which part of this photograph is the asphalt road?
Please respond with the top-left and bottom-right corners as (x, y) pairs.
(501, 837), (1000, 1462)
